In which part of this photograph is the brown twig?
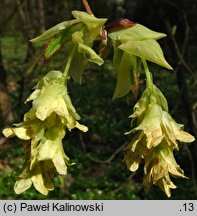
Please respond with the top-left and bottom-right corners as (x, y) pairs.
(86, 142), (127, 164)
(82, 0), (94, 15)
(0, 0), (26, 28)
(172, 36), (194, 78)
(79, 133), (127, 164)
(163, 4), (195, 79)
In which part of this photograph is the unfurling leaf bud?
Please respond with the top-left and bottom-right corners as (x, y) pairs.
(105, 18), (137, 33)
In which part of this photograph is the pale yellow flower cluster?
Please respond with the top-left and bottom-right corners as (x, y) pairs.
(3, 71), (88, 195)
(124, 85), (195, 197)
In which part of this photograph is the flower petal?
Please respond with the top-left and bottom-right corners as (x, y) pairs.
(155, 174), (177, 197)
(31, 173), (49, 196)
(14, 178), (32, 194)
(135, 102), (163, 148)
(75, 122), (88, 132)
(53, 154), (68, 175)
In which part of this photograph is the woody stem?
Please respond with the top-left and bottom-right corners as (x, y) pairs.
(82, 0), (94, 15)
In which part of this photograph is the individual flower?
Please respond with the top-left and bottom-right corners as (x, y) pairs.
(25, 70), (88, 132)
(124, 132), (148, 172)
(2, 119), (45, 141)
(129, 85), (168, 123)
(14, 160), (55, 195)
(32, 124), (69, 175)
(143, 144), (187, 197)
(126, 86), (194, 149)
(131, 100), (194, 150)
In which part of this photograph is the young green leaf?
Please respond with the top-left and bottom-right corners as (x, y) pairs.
(43, 28), (72, 61)
(119, 39), (173, 70)
(30, 20), (79, 45)
(69, 51), (87, 84)
(67, 31), (104, 83)
(112, 41), (123, 69)
(72, 10), (107, 42)
(109, 24), (166, 43)
(72, 10), (107, 31)
(78, 43), (104, 65)
(113, 52), (140, 99)
(71, 31), (103, 65)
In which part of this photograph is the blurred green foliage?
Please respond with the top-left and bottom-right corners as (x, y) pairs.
(0, 0), (197, 200)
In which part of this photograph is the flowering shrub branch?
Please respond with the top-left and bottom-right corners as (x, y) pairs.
(2, 2), (195, 197)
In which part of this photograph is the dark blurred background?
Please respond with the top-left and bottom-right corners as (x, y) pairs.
(0, 0), (197, 199)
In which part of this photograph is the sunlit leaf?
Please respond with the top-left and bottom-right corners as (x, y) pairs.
(112, 40), (123, 69)
(78, 43), (104, 65)
(72, 10), (107, 41)
(43, 28), (72, 61)
(69, 31), (104, 84)
(30, 20), (79, 44)
(72, 31), (103, 65)
(68, 44), (104, 84)
(109, 24), (166, 43)
(72, 31), (84, 43)
(113, 52), (132, 99)
(119, 39), (173, 70)
(113, 52), (140, 99)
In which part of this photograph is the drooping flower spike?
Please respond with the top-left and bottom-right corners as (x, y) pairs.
(3, 71), (88, 195)
(124, 82), (195, 197)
